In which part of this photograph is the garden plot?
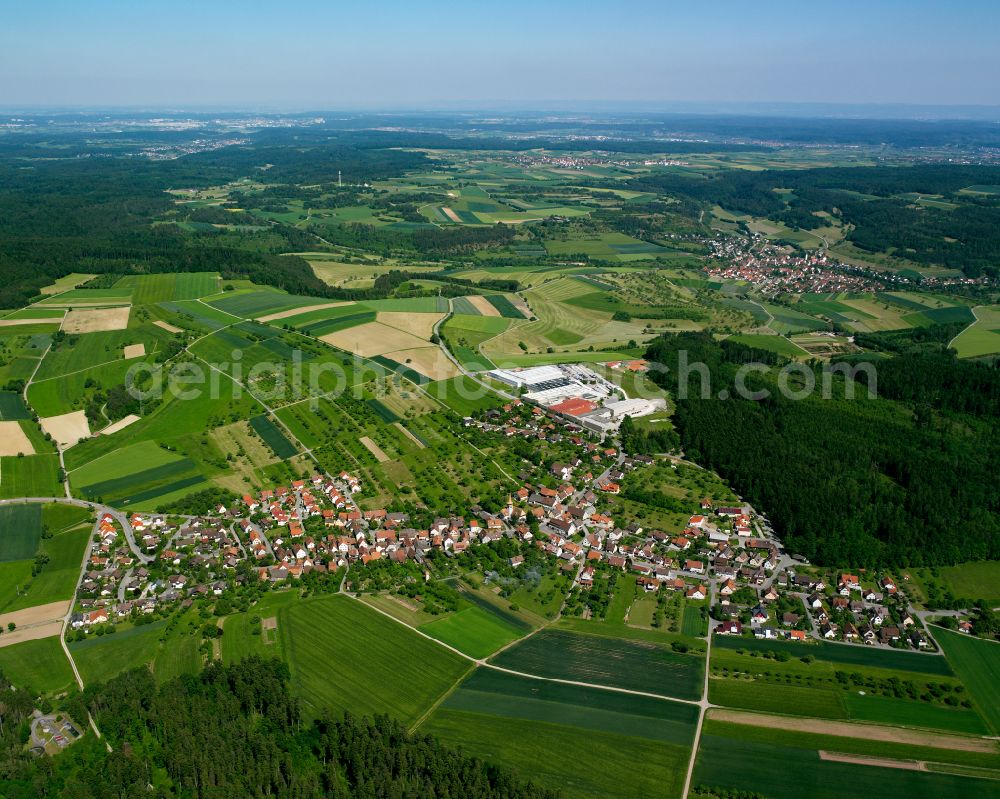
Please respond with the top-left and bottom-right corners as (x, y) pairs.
(39, 411), (91, 447)
(122, 343), (146, 359)
(0, 421), (34, 456)
(62, 306), (131, 333)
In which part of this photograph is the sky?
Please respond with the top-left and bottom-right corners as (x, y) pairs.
(2, 0), (999, 111)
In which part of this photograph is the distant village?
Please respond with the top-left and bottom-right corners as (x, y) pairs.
(705, 232), (985, 296)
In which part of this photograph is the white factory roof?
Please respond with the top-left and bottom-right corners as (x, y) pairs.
(489, 365), (565, 387)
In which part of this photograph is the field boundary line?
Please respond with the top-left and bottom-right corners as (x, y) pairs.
(342, 585), (702, 708)
(706, 708), (998, 752)
(947, 304), (981, 350)
(408, 662), (476, 734)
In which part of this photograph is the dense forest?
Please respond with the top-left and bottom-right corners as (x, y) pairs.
(0, 133), (435, 308)
(629, 165), (1000, 279)
(0, 658), (558, 799)
(645, 332), (1000, 567)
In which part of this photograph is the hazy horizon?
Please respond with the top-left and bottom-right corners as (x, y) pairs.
(3, 1), (999, 110)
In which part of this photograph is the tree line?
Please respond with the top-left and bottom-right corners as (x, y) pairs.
(0, 658), (559, 799)
(645, 331), (1000, 567)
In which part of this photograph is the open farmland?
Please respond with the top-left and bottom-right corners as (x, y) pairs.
(936, 628), (1000, 734)
(440, 313), (509, 370)
(0, 638), (75, 695)
(951, 305), (1000, 358)
(0, 455), (62, 498)
(379, 346), (461, 381)
(712, 633), (955, 674)
(248, 414), (298, 459)
(69, 621), (170, 684)
(280, 595), (470, 723)
(39, 273), (97, 295)
(0, 504), (91, 613)
(490, 627), (703, 700)
(694, 720), (1000, 799)
(115, 272), (218, 304)
(0, 392), (31, 421)
(422, 668), (697, 799)
(931, 561), (1000, 604)
(418, 605), (526, 658)
(207, 289), (325, 319)
(70, 611), (207, 685)
(68, 439), (209, 508)
(0, 504), (43, 561)
(707, 636), (987, 734)
(319, 320), (430, 357)
(427, 375), (506, 415)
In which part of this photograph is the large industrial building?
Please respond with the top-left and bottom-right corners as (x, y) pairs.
(487, 363), (666, 436)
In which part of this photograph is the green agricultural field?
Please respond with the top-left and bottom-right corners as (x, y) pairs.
(490, 627), (702, 700)
(708, 677), (987, 734)
(426, 376), (505, 415)
(207, 289), (322, 319)
(0, 455), (62, 499)
(70, 612), (207, 686)
(842, 692), (988, 735)
(70, 440), (208, 507)
(63, 369), (262, 504)
(936, 629), (1000, 735)
(39, 273), (97, 295)
(952, 305), (1000, 358)
(70, 441), (175, 486)
(712, 634), (954, 676)
(709, 678), (849, 719)
(423, 669), (697, 799)
(701, 717), (1000, 771)
(36, 287), (132, 305)
(0, 504), (43, 561)
(221, 591), (303, 664)
(159, 299), (240, 329)
(682, 602), (709, 637)
(116, 272), (218, 304)
(70, 621), (169, 684)
(482, 295), (525, 319)
(0, 638), (76, 695)
(0, 392), (32, 421)
(2, 308), (66, 321)
(273, 303), (365, 328)
(33, 325), (171, 381)
(694, 726), (1000, 799)
(249, 414), (298, 459)
(0, 561), (32, 610)
(28, 359), (136, 417)
(762, 302), (829, 333)
(221, 613), (268, 664)
(2, 522), (90, 613)
(729, 333), (809, 357)
(280, 595), (469, 723)
(929, 560), (1000, 604)
(152, 616), (206, 684)
(441, 313), (508, 370)
(361, 297), (449, 313)
(418, 605), (525, 658)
